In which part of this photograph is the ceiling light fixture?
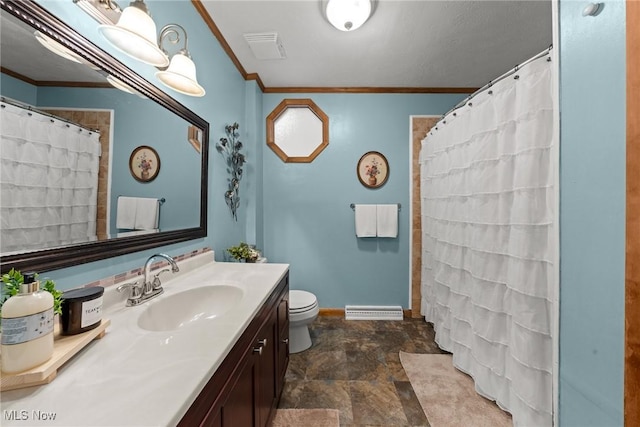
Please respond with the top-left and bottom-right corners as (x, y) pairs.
(325, 0), (373, 32)
(155, 24), (205, 97)
(97, 0), (169, 67)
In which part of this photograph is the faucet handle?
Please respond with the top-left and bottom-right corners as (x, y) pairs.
(117, 281), (143, 299)
(151, 268), (172, 290)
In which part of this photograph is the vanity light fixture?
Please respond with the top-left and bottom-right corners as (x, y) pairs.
(155, 24), (205, 97)
(97, 0), (169, 67)
(80, 0), (204, 97)
(106, 75), (147, 99)
(325, 0), (373, 32)
(73, 0), (122, 25)
(34, 30), (83, 64)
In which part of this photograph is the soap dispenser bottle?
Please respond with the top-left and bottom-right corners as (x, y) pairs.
(1, 272), (54, 373)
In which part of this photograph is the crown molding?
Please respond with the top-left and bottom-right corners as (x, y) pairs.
(263, 86), (477, 94)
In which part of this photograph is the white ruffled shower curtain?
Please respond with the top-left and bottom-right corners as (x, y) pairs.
(420, 54), (555, 426)
(1, 102), (101, 253)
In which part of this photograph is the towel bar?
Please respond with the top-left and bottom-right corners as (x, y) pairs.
(118, 196), (165, 205)
(350, 203), (401, 211)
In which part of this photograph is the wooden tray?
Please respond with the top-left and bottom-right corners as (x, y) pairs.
(0, 318), (110, 391)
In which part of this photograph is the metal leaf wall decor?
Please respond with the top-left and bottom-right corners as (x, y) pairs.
(216, 123), (245, 221)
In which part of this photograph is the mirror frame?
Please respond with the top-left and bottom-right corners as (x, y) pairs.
(266, 98), (329, 163)
(0, 0), (209, 274)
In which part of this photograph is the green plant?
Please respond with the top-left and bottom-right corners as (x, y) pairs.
(226, 242), (260, 262)
(42, 279), (63, 316)
(1, 269), (63, 316)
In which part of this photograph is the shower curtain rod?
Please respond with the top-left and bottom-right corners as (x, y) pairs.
(435, 45), (553, 127)
(0, 96), (100, 135)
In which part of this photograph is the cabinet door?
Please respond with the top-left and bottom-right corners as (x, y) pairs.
(219, 355), (257, 427)
(256, 309), (278, 427)
(276, 293), (289, 398)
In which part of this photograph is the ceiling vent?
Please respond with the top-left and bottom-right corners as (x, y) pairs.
(243, 32), (286, 60)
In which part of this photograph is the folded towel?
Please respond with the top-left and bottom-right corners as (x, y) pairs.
(116, 196), (137, 229)
(116, 196), (160, 230)
(355, 204), (377, 237)
(377, 204), (398, 238)
(116, 229), (159, 238)
(134, 197), (160, 230)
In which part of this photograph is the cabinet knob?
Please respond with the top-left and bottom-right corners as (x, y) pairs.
(253, 346), (263, 355)
(282, 338), (289, 345)
(257, 338), (267, 348)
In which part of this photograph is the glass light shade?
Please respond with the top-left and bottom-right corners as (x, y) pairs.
(326, 0), (372, 32)
(34, 31), (83, 63)
(155, 52), (205, 97)
(106, 75), (147, 98)
(98, 5), (169, 67)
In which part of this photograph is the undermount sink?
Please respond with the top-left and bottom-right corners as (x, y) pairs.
(137, 285), (244, 332)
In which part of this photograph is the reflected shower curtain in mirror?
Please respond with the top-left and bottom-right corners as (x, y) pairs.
(1, 102), (101, 253)
(420, 56), (555, 426)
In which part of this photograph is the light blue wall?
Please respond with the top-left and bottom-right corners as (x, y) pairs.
(558, 0), (626, 425)
(31, 0), (249, 289)
(1, 73), (37, 104)
(36, 86), (200, 234)
(243, 80), (265, 252)
(262, 93), (465, 308)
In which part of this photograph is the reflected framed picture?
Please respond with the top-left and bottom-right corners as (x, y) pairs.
(129, 145), (160, 183)
(188, 125), (202, 153)
(357, 151), (389, 189)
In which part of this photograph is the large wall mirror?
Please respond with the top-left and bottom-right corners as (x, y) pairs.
(0, 0), (209, 273)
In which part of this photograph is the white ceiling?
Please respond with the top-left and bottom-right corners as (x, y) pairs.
(199, 0), (553, 89)
(1, 1), (552, 91)
(0, 12), (106, 84)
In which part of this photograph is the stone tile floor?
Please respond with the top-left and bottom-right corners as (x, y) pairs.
(278, 315), (448, 426)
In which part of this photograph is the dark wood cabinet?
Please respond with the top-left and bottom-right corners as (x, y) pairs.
(256, 309), (278, 427)
(276, 290), (289, 399)
(179, 272), (289, 427)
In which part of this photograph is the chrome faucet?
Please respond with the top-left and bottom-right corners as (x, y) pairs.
(144, 253), (179, 292)
(117, 253), (179, 306)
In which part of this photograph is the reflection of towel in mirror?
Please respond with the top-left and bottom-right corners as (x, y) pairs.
(134, 198), (159, 230)
(376, 204), (398, 238)
(355, 204), (377, 237)
(116, 197), (137, 229)
(116, 196), (159, 230)
(116, 229), (160, 238)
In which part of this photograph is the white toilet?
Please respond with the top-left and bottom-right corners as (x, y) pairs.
(289, 290), (319, 353)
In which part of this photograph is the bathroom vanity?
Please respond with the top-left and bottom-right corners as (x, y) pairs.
(0, 255), (290, 426)
(179, 269), (289, 426)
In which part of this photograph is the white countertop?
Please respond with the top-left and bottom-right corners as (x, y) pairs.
(0, 253), (289, 426)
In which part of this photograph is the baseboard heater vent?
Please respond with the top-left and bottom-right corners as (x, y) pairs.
(344, 305), (403, 321)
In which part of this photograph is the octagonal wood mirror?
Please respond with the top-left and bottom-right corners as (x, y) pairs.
(266, 99), (329, 163)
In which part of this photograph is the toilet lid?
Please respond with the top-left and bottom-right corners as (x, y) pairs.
(290, 290), (317, 311)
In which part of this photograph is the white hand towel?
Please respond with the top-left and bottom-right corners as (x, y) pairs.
(134, 197), (160, 230)
(117, 229), (159, 238)
(116, 196), (137, 229)
(377, 204), (398, 238)
(355, 204), (377, 237)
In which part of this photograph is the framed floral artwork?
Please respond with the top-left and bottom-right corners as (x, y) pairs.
(357, 151), (389, 189)
(129, 145), (160, 183)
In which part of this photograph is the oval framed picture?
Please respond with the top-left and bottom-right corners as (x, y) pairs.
(357, 151), (389, 189)
(129, 145), (160, 183)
